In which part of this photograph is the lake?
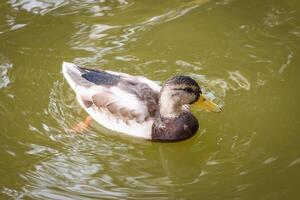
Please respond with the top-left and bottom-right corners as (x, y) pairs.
(0, 0), (300, 199)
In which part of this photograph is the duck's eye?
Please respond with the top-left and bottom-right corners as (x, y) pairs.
(184, 88), (194, 93)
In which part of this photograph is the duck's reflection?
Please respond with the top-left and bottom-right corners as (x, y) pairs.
(157, 137), (216, 183)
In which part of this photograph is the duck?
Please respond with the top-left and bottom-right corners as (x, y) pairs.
(62, 62), (222, 142)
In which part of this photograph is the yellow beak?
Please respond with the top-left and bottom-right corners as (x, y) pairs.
(192, 95), (222, 113)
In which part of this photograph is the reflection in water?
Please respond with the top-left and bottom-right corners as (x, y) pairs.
(190, 69), (251, 106)
(21, 133), (222, 199)
(140, 0), (210, 27)
(0, 55), (13, 89)
(288, 157), (300, 167)
(89, 24), (117, 40)
(2, 187), (24, 200)
(9, 0), (65, 15)
(263, 6), (295, 28)
(48, 80), (82, 135)
(158, 142), (212, 182)
(278, 48), (293, 74)
(71, 0), (211, 65)
(263, 157), (278, 165)
(228, 71), (251, 91)
(175, 60), (203, 71)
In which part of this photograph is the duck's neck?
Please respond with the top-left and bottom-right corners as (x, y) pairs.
(159, 91), (183, 118)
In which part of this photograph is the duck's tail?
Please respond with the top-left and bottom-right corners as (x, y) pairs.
(62, 62), (93, 91)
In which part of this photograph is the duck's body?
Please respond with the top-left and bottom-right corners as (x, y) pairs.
(62, 62), (221, 141)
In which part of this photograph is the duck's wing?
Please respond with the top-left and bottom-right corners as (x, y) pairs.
(62, 62), (161, 138)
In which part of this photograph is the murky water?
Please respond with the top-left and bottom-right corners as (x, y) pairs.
(1, 0), (300, 199)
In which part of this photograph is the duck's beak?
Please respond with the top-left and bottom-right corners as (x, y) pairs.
(192, 95), (222, 113)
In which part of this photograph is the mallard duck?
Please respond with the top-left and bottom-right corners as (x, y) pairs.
(62, 62), (222, 141)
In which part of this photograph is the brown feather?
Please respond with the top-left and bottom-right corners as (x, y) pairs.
(91, 92), (149, 122)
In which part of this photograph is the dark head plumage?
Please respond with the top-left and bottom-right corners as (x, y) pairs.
(165, 75), (200, 88)
(162, 75), (202, 104)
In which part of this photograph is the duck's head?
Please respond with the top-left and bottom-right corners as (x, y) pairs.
(159, 75), (222, 118)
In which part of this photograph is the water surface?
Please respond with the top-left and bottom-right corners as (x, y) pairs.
(1, 0), (300, 199)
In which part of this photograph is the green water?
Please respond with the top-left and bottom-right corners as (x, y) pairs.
(1, 0), (300, 199)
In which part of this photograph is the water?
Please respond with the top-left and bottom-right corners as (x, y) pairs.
(1, 0), (300, 199)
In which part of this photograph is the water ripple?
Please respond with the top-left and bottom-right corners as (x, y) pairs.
(288, 156), (300, 167)
(0, 55), (13, 89)
(190, 70), (251, 107)
(278, 47), (293, 74)
(71, 0), (211, 65)
(9, 0), (66, 15)
(228, 71), (251, 91)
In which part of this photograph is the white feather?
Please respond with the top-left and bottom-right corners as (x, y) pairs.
(62, 62), (80, 91)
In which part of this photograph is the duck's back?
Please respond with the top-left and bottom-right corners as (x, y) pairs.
(62, 62), (161, 138)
